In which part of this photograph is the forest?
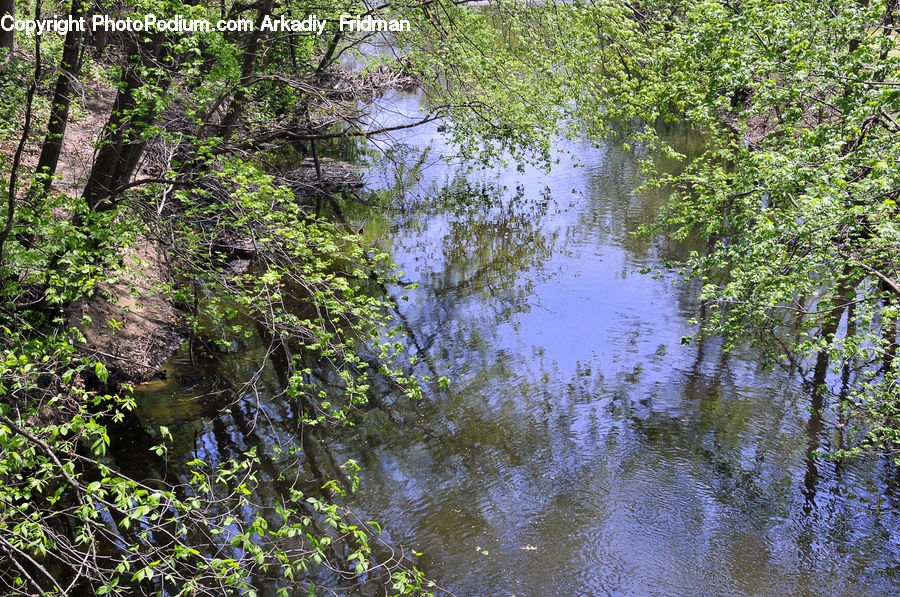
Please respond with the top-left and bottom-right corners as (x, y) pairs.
(1, 0), (899, 595)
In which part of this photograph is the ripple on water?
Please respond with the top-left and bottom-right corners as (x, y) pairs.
(133, 89), (900, 596)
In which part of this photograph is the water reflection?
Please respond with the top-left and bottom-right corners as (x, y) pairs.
(338, 92), (900, 595)
(135, 89), (900, 596)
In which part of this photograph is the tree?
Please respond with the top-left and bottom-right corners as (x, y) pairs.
(627, 0), (900, 458)
(0, 0), (12, 52)
(31, 0), (86, 201)
(81, 22), (174, 210)
(0, 1), (489, 594)
(402, 0), (900, 456)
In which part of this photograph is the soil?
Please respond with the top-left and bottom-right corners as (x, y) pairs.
(68, 236), (188, 385)
(59, 83), (188, 386)
(56, 85), (119, 195)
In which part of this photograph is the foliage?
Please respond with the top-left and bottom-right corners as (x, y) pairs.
(631, 0), (900, 459)
(405, 0), (900, 459)
(0, 0), (459, 594)
(3, 0), (899, 593)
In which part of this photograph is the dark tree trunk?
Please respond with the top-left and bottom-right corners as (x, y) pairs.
(31, 0), (86, 199)
(882, 282), (898, 372)
(89, 1), (109, 53)
(0, 1), (37, 265)
(82, 34), (170, 211)
(0, 0), (13, 52)
(218, 0), (274, 139)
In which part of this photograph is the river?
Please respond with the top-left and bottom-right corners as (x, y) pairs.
(135, 88), (900, 596)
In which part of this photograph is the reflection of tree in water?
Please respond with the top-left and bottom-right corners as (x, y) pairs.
(577, 127), (708, 267)
(349, 187), (900, 590)
(616, 333), (900, 594)
(127, 307), (426, 594)
(382, 180), (557, 369)
(125, 124), (900, 595)
(342, 312), (900, 595)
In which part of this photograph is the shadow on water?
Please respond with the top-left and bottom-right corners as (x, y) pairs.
(131, 88), (900, 596)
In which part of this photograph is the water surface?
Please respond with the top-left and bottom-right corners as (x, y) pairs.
(339, 90), (900, 596)
(137, 89), (900, 597)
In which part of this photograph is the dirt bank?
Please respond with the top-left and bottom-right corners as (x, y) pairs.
(56, 84), (187, 386)
(68, 235), (187, 385)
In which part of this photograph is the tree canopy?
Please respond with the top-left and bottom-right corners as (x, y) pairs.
(408, 0), (900, 459)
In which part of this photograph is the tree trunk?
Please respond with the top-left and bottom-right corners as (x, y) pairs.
(812, 270), (859, 387)
(31, 0), (85, 199)
(0, 1), (37, 265)
(882, 283), (898, 372)
(0, 0), (13, 52)
(218, 0), (274, 139)
(82, 34), (170, 211)
(90, 1), (108, 53)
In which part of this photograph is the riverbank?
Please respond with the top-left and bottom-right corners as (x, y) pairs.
(39, 73), (380, 388)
